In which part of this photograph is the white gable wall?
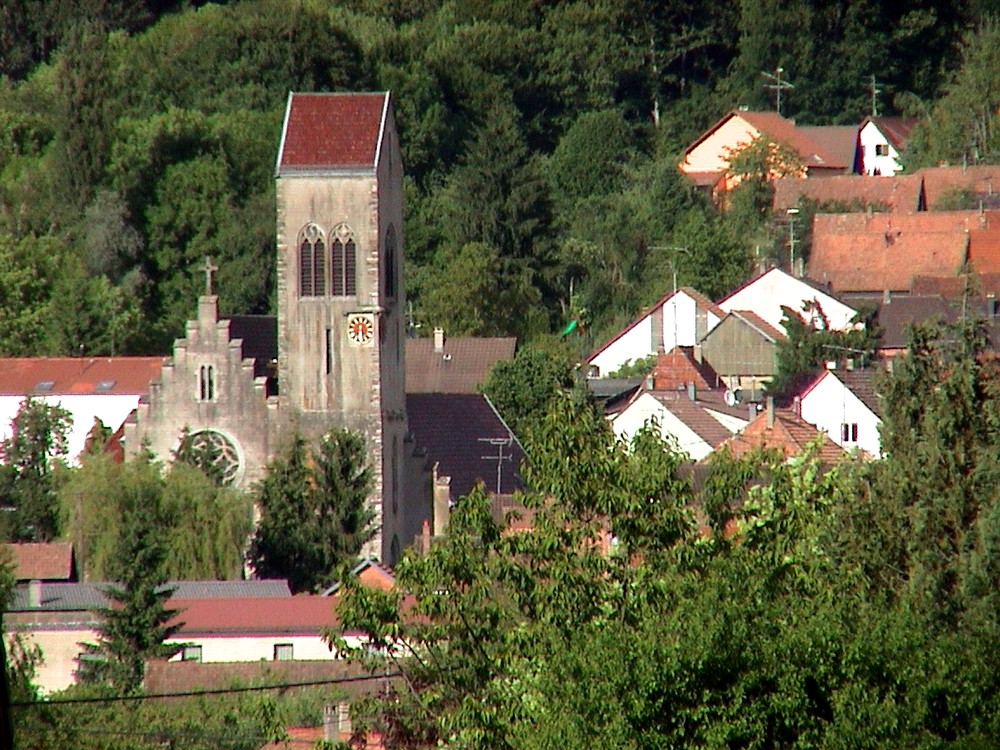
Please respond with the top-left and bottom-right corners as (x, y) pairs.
(589, 316), (653, 377)
(590, 292), (723, 377)
(681, 116), (760, 175)
(0, 393), (144, 464)
(799, 372), (882, 457)
(610, 393), (714, 461)
(859, 121), (903, 176)
(720, 268), (858, 332)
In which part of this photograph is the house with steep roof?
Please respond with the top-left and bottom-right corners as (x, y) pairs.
(5, 579), (293, 693)
(796, 368), (884, 457)
(710, 400), (848, 464)
(406, 329), (516, 394)
(698, 310), (786, 391)
(0, 357), (165, 463)
(917, 164), (1000, 210)
(718, 267), (860, 333)
(587, 287), (724, 377)
(679, 110), (856, 197)
(610, 385), (749, 461)
(858, 117), (918, 176)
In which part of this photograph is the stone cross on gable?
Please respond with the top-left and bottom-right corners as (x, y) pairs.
(202, 256), (218, 296)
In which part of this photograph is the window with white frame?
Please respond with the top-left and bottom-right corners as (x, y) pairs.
(273, 643), (294, 661)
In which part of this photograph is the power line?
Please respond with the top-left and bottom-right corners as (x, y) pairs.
(11, 671), (402, 708)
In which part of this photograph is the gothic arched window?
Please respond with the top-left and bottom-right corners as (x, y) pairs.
(384, 225), (397, 301)
(331, 224), (357, 296)
(299, 224), (326, 297)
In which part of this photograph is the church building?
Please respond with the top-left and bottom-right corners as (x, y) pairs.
(124, 92), (429, 564)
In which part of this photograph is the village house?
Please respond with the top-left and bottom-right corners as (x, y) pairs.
(795, 367), (884, 457)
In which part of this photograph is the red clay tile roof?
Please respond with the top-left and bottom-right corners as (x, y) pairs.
(915, 164), (1000, 209)
(588, 288), (724, 363)
(715, 407), (847, 463)
(772, 173), (924, 212)
(406, 337), (516, 394)
(651, 347), (721, 390)
(169, 596), (340, 635)
(799, 125), (860, 170)
(911, 271), (1000, 297)
(5, 542), (75, 581)
(277, 92), (389, 171)
(808, 212), (979, 293)
(738, 111), (852, 170)
(0, 357), (164, 396)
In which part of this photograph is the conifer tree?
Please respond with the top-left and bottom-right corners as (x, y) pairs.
(77, 473), (182, 693)
(249, 430), (375, 593)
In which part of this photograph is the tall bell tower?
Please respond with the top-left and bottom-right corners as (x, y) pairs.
(274, 92), (408, 562)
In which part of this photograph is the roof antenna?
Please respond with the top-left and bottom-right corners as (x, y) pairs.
(867, 74), (882, 117)
(762, 67), (794, 116)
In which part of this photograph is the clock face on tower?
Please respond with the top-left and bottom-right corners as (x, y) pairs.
(347, 314), (375, 346)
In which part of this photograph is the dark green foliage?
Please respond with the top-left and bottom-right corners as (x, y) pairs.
(0, 398), (72, 542)
(770, 302), (879, 397)
(77, 467), (182, 693)
(250, 431), (375, 593)
(480, 342), (574, 439)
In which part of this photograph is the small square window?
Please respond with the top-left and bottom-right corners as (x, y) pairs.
(182, 645), (203, 662)
(875, 143), (889, 157)
(274, 643), (293, 661)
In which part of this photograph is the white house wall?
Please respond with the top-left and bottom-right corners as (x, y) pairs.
(799, 374), (882, 456)
(6, 626), (99, 694)
(611, 393), (714, 461)
(165, 633), (367, 663)
(590, 316), (653, 376)
(720, 269), (858, 332)
(859, 121), (903, 176)
(681, 116), (759, 175)
(0, 394), (143, 464)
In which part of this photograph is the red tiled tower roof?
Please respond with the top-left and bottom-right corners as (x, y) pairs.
(276, 92), (390, 171)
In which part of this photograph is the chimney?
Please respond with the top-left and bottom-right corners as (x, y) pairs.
(28, 579), (41, 608)
(687, 381), (696, 402)
(766, 396), (775, 429)
(846, 358), (855, 371)
(882, 289), (891, 305)
(433, 327), (445, 354)
(693, 344), (703, 364)
(421, 518), (431, 555)
(793, 395), (802, 417)
(324, 703), (352, 742)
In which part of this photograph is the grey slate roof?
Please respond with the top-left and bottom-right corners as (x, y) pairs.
(7, 579), (292, 611)
(406, 393), (524, 499)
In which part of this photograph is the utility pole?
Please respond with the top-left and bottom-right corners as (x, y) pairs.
(762, 67), (794, 116)
(787, 208), (799, 275)
(868, 74), (882, 117)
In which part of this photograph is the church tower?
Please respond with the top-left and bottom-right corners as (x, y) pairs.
(274, 92), (408, 562)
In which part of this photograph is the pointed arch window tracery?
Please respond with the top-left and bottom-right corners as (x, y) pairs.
(299, 223), (326, 297)
(331, 223), (357, 297)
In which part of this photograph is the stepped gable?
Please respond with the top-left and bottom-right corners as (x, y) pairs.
(277, 92), (389, 171)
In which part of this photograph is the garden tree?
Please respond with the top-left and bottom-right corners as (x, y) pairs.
(60, 452), (253, 580)
(480, 341), (575, 440)
(0, 398), (72, 542)
(77, 464), (182, 693)
(908, 19), (1000, 167)
(725, 136), (804, 238)
(249, 430), (375, 593)
(870, 318), (1000, 624)
(769, 302), (878, 397)
(412, 242), (546, 338)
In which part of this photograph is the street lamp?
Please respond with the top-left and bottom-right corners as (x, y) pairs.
(786, 208), (799, 275)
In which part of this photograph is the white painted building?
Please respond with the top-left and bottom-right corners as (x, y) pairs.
(0, 357), (164, 462)
(588, 288), (724, 377)
(797, 368), (883, 457)
(858, 117), (916, 177)
(719, 267), (860, 333)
